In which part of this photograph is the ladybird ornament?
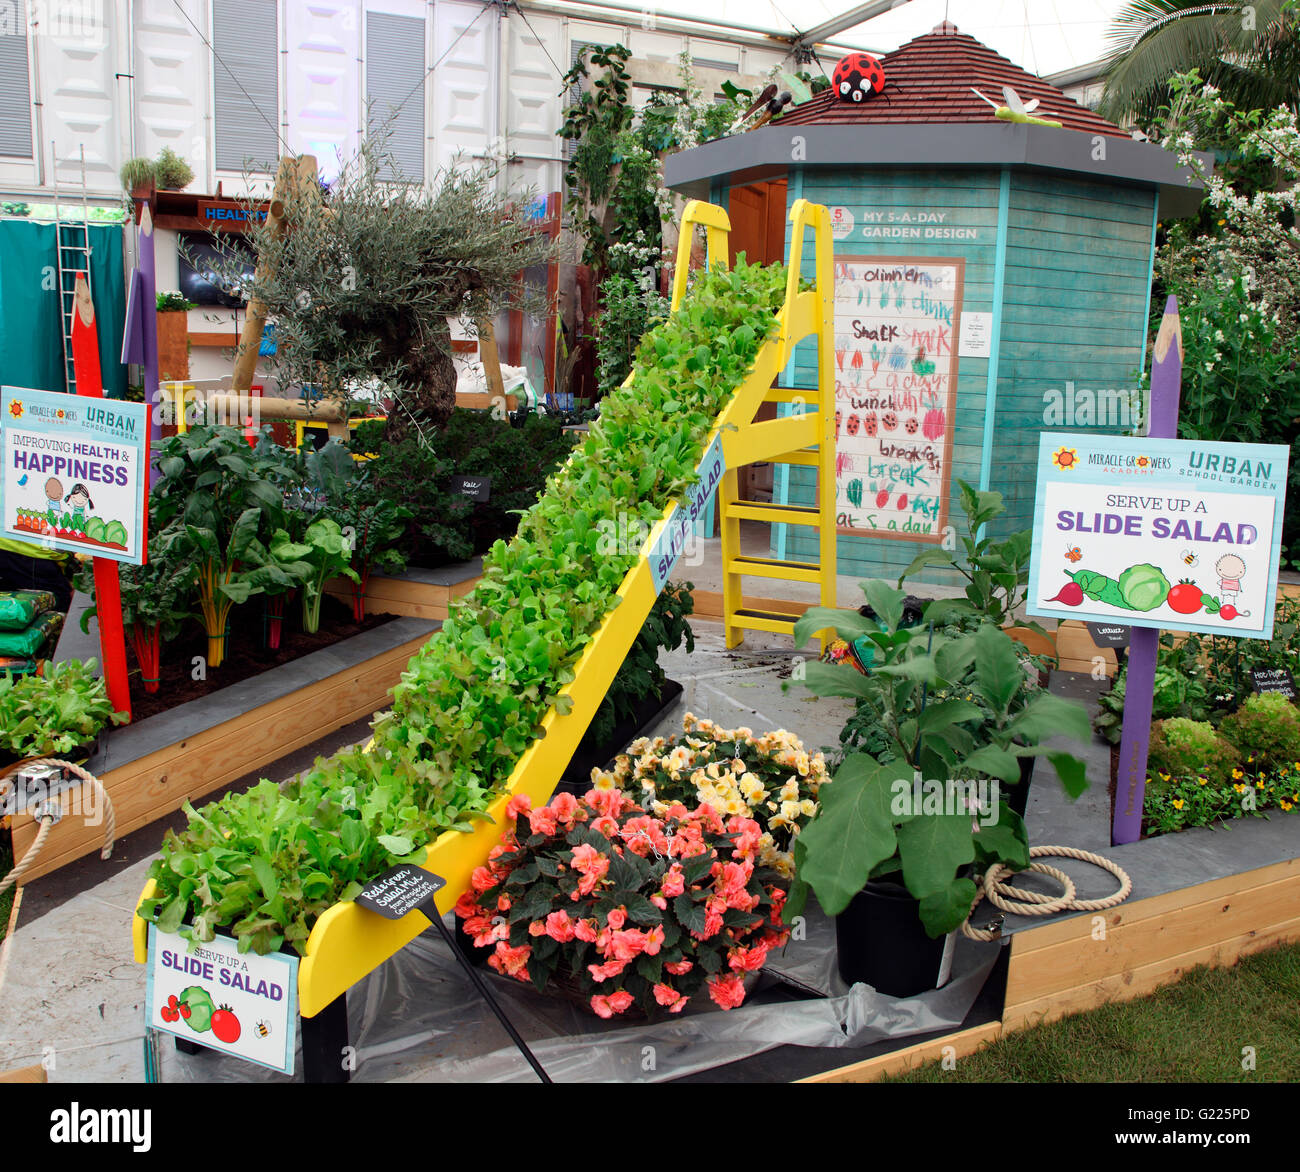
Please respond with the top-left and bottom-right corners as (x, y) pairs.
(832, 52), (885, 104)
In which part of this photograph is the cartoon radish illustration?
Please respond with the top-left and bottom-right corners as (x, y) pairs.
(896, 494), (908, 510)
(873, 483), (890, 508)
(922, 408), (946, 441)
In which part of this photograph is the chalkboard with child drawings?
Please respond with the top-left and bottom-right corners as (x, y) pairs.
(832, 256), (963, 542)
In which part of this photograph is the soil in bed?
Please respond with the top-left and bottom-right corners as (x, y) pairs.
(124, 595), (398, 721)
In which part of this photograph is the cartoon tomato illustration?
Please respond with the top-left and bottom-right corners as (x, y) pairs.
(896, 494), (908, 510)
(875, 486), (890, 508)
(882, 412), (898, 431)
(862, 412), (877, 437)
(904, 417), (918, 434)
(846, 413), (860, 436)
(210, 1006), (242, 1045)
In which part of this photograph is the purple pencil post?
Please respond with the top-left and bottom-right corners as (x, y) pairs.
(139, 204), (161, 486)
(1112, 295), (1183, 845)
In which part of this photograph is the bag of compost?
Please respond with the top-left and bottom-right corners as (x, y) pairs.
(0, 590), (57, 632)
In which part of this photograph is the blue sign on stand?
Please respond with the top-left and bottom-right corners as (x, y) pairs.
(648, 433), (725, 594)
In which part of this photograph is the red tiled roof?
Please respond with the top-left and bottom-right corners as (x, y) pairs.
(779, 21), (1126, 137)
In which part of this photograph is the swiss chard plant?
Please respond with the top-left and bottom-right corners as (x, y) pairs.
(142, 256), (791, 954)
(77, 529), (195, 693)
(151, 427), (300, 666)
(291, 518), (359, 634)
(784, 580), (1091, 939)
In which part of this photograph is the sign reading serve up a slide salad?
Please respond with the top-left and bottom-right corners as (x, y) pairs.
(1029, 433), (1289, 640)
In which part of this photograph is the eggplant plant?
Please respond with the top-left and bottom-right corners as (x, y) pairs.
(785, 580), (1092, 938)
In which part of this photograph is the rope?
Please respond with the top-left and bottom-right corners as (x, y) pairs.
(0, 758), (116, 897)
(962, 845), (1132, 942)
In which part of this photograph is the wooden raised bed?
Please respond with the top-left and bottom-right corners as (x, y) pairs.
(325, 560), (482, 622)
(9, 617), (438, 883)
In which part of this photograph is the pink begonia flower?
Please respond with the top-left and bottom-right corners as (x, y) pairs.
(643, 925), (665, 956)
(650, 894), (668, 910)
(607, 906), (627, 930)
(572, 918), (599, 943)
(654, 983), (689, 1012)
(588, 959), (628, 983)
(549, 791), (585, 825)
(590, 990), (636, 1018)
(470, 865), (496, 893)
(489, 943), (531, 981)
(570, 842), (610, 896)
(660, 864), (686, 898)
(608, 929), (648, 962)
(708, 972), (748, 1010)
(454, 889), (481, 918)
(606, 990), (635, 1015)
(527, 806), (559, 837)
(528, 920), (548, 937)
(506, 794), (532, 822)
(545, 910), (576, 943)
(664, 959), (693, 976)
(496, 893), (511, 911)
(728, 943), (769, 972)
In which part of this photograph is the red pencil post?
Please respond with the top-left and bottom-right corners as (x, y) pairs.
(70, 274), (134, 721)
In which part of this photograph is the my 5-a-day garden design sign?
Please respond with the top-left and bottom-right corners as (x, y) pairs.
(1029, 433), (1289, 640)
(1, 386), (149, 563)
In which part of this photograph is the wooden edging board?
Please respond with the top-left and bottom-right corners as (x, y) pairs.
(799, 854), (1300, 1083)
(9, 620), (437, 884)
(325, 560), (482, 622)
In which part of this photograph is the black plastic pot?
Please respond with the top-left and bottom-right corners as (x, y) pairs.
(1004, 754), (1036, 821)
(835, 873), (956, 997)
(553, 677), (684, 797)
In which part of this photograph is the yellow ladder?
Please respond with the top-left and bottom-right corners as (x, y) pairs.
(689, 201), (838, 648)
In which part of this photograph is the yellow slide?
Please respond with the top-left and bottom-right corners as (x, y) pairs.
(133, 198), (838, 1020)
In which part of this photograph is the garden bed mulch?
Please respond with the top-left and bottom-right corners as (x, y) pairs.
(122, 596), (396, 721)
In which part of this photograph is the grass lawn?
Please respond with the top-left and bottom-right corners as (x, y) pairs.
(887, 941), (1300, 1082)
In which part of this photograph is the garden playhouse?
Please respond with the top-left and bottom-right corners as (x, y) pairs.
(664, 21), (1209, 583)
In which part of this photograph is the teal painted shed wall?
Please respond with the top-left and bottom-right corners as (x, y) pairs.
(756, 166), (1156, 586)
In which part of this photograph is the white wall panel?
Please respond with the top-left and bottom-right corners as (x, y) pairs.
(287, 1), (360, 183)
(38, 4), (120, 195)
(431, 0), (493, 176)
(505, 9), (561, 195)
(133, 0), (207, 189)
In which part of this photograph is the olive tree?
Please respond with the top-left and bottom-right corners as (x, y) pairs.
(204, 140), (554, 441)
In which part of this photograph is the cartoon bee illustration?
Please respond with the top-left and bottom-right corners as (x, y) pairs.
(1064, 546), (1083, 564)
(1181, 549), (1199, 568)
(255, 1020), (271, 1039)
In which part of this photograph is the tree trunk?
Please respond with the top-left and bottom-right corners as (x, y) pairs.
(383, 326), (458, 443)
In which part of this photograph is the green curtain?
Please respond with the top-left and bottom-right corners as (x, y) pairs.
(0, 219), (127, 397)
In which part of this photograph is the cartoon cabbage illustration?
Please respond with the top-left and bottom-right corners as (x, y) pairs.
(1117, 563), (1171, 612)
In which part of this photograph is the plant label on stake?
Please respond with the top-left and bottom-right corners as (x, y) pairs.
(451, 475), (491, 503)
(356, 864), (552, 1083)
(1086, 622), (1131, 649)
(354, 864), (446, 921)
(1250, 667), (1296, 701)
